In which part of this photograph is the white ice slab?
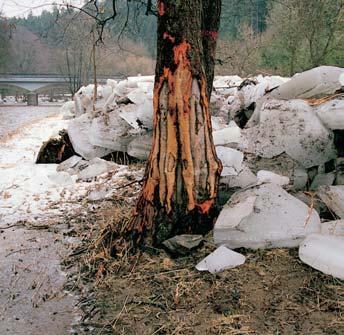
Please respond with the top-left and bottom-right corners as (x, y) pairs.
(257, 170), (290, 186)
(299, 234), (344, 279)
(214, 184), (321, 249)
(196, 245), (245, 274)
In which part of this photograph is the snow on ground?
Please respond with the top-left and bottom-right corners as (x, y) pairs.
(0, 109), (70, 224)
(0, 105), (143, 225)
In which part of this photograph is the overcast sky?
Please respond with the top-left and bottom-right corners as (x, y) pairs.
(0, 0), (84, 17)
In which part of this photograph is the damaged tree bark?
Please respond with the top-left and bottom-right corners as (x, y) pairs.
(126, 0), (222, 245)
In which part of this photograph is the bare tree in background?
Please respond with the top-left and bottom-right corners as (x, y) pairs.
(268, 0), (344, 74)
(216, 23), (268, 76)
(57, 14), (94, 95)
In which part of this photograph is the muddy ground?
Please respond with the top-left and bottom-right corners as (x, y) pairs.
(65, 175), (344, 335)
(0, 221), (80, 335)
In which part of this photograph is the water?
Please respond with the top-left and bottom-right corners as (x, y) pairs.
(0, 105), (61, 139)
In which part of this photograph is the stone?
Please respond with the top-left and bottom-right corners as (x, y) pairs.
(317, 186), (344, 218)
(299, 234), (344, 280)
(310, 173), (335, 190)
(243, 99), (336, 168)
(68, 114), (113, 160)
(163, 235), (203, 255)
(214, 183), (321, 249)
(257, 170), (290, 186)
(316, 100), (344, 130)
(269, 66), (344, 99)
(56, 155), (82, 172)
(196, 246), (246, 274)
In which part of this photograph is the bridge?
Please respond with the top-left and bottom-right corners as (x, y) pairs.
(0, 73), (122, 92)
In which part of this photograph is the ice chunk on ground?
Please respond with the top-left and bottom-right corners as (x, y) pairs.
(127, 75), (154, 83)
(317, 186), (344, 218)
(216, 146), (244, 176)
(213, 121), (242, 147)
(213, 75), (243, 88)
(127, 87), (147, 105)
(214, 183), (321, 249)
(118, 98), (153, 130)
(269, 66), (344, 99)
(135, 97), (154, 130)
(56, 155), (82, 172)
(220, 166), (257, 189)
(68, 114), (113, 160)
(257, 170), (290, 186)
(320, 220), (344, 236)
(97, 85), (113, 101)
(215, 196), (257, 230)
(211, 116), (227, 131)
(299, 234), (344, 280)
(243, 99), (336, 168)
(88, 189), (108, 201)
(127, 133), (152, 160)
(196, 245), (246, 274)
(74, 85), (94, 115)
(60, 101), (75, 120)
(77, 158), (118, 181)
(88, 109), (134, 151)
(316, 100), (344, 130)
(47, 171), (75, 186)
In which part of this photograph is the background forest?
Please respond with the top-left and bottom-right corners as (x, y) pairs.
(0, 0), (343, 78)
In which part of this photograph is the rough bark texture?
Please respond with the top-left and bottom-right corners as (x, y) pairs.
(126, 0), (222, 245)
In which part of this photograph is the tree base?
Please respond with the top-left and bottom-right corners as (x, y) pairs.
(126, 195), (220, 247)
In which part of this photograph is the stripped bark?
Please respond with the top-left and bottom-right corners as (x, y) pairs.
(126, 0), (222, 245)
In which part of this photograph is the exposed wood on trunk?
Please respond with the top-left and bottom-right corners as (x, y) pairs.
(126, 0), (222, 245)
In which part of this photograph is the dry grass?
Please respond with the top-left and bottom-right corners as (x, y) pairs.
(59, 162), (344, 335)
(63, 193), (344, 335)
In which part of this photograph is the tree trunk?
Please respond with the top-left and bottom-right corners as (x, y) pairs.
(126, 0), (222, 246)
